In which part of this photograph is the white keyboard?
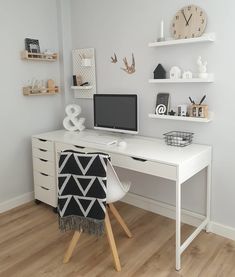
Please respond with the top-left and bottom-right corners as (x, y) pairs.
(78, 135), (118, 145)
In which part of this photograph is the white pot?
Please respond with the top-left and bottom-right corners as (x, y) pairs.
(81, 58), (92, 67)
(198, 72), (209, 79)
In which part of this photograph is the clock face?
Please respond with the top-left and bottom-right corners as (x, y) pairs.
(171, 5), (207, 39)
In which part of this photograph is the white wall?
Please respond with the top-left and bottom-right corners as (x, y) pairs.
(69, 0), (235, 228)
(57, 0), (73, 106)
(0, 0), (63, 204)
(1, 0), (234, 232)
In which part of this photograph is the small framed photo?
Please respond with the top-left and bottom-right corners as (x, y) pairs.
(25, 38), (40, 53)
(155, 93), (170, 115)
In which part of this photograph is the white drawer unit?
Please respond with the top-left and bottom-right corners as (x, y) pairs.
(34, 186), (57, 207)
(55, 142), (95, 154)
(110, 153), (177, 181)
(32, 137), (57, 211)
(55, 142), (177, 179)
(34, 171), (55, 190)
(33, 157), (55, 176)
(32, 137), (54, 152)
(32, 147), (54, 162)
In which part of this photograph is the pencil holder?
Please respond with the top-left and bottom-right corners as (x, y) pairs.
(190, 104), (208, 118)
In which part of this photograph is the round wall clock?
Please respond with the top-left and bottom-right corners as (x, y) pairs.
(171, 5), (207, 39)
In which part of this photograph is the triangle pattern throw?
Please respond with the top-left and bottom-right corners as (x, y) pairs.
(58, 150), (109, 236)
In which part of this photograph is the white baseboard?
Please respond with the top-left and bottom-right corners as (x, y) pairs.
(208, 221), (235, 241)
(0, 192), (34, 213)
(1, 191), (235, 242)
(122, 192), (235, 241)
(122, 192), (205, 227)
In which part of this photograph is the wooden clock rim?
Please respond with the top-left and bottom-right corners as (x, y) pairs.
(171, 5), (207, 39)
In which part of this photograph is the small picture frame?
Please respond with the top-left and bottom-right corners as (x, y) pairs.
(177, 105), (188, 116)
(25, 38), (40, 53)
(155, 93), (170, 115)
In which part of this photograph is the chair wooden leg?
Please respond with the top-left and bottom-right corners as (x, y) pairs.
(109, 203), (132, 238)
(105, 212), (121, 272)
(63, 231), (81, 264)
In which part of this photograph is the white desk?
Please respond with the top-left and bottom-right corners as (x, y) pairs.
(32, 129), (212, 271)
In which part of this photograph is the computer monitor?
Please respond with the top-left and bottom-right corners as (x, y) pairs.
(94, 94), (138, 134)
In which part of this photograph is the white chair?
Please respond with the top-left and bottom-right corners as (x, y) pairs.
(63, 159), (132, 272)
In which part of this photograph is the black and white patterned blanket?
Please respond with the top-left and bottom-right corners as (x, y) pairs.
(58, 150), (109, 236)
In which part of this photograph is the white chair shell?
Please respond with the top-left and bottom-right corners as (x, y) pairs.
(106, 160), (131, 204)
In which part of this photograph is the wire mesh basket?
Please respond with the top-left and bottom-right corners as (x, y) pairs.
(163, 131), (194, 147)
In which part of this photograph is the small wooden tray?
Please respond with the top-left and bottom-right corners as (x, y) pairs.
(21, 50), (58, 61)
(23, 86), (59, 96)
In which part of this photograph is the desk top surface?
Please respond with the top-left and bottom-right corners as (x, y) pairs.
(33, 129), (212, 166)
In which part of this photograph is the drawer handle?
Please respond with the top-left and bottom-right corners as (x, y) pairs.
(131, 157), (147, 162)
(39, 158), (48, 162)
(74, 145), (85, 149)
(40, 186), (49, 191)
(39, 148), (48, 152)
(40, 172), (49, 177)
(38, 139), (47, 142)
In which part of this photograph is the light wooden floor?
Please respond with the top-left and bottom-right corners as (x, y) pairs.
(1, 202), (235, 277)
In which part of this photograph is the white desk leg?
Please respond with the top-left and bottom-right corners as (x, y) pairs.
(206, 164), (212, 233)
(176, 180), (181, 271)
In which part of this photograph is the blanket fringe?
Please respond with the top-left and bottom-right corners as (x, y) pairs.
(58, 215), (104, 236)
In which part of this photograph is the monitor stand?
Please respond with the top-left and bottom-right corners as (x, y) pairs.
(97, 131), (129, 146)
(78, 134), (118, 145)
(78, 130), (128, 146)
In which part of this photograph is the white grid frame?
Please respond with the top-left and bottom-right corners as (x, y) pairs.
(72, 48), (96, 99)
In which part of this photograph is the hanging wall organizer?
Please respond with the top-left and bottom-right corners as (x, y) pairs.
(71, 48), (96, 99)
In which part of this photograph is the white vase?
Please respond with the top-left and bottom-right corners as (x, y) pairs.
(81, 58), (92, 67)
(199, 72), (209, 79)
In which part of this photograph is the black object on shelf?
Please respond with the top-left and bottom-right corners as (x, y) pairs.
(163, 131), (194, 147)
(153, 64), (166, 79)
(168, 110), (176, 116)
(73, 75), (77, 86)
(80, 82), (89, 86)
(199, 95), (206, 105)
(189, 97), (195, 104)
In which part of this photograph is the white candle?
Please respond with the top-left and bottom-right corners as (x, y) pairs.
(160, 20), (164, 38)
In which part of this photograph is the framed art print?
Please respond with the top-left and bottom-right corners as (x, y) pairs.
(155, 93), (170, 115)
(25, 38), (40, 53)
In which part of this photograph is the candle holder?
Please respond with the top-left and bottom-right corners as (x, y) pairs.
(157, 20), (165, 42)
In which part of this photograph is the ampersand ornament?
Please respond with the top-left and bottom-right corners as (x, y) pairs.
(63, 104), (85, 132)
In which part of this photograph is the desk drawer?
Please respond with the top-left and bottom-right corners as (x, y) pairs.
(34, 171), (55, 190)
(32, 138), (54, 152)
(33, 157), (54, 176)
(32, 147), (54, 162)
(55, 142), (95, 154)
(110, 153), (177, 181)
(35, 186), (57, 207)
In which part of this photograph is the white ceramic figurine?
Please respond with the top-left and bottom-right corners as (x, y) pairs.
(197, 56), (208, 78)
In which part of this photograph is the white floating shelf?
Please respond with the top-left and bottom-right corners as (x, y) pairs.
(148, 33), (215, 47)
(148, 112), (214, 123)
(149, 75), (214, 84)
(71, 86), (93, 90)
